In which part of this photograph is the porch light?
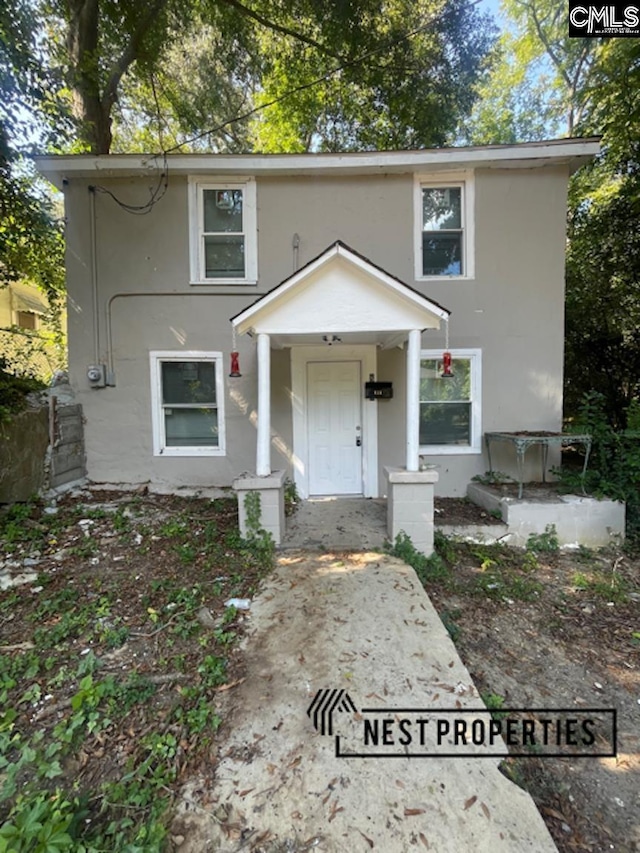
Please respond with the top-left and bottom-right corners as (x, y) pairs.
(322, 334), (341, 345)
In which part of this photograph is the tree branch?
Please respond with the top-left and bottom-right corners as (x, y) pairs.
(102, 0), (169, 112)
(215, 0), (341, 59)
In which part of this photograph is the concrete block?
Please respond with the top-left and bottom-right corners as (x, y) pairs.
(385, 466), (438, 556)
(234, 470), (286, 545)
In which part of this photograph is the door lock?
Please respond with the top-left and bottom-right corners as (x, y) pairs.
(356, 436), (362, 447)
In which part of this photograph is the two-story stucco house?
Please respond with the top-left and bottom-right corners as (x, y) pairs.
(37, 139), (599, 549)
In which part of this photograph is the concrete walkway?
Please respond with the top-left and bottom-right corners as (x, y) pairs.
(282, 498), (388, 551)
(173, 553), (557, 852)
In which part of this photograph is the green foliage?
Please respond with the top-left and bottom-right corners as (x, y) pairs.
(526, 524), (559, 554)
(481, 690), (507, 721)
(387, 531), (452, 585)
(472, 471), (514, 486)
(571, 567), (629, 604)
(284, 478), (299, 517)
(556, 392), (640, 548)
(464, 542), (543, 602)
(0, 359), (46, 421)
(0, 790), (75, 852)
(439, 609), (461, 643)
(0, 492), (270, 853)
(249, 0), (496, 152)
(242, 491), (275, 569)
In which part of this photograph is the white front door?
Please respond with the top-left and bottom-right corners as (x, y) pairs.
(307, 360), (363, 495)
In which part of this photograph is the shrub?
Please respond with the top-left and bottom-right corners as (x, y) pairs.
(559, 391), (640, 549)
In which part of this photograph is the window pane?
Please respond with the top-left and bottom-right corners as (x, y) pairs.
(203, 189), (243, 233)
(162, 361), (216, 405)
(420, 402), (471, 445)
(420, 358), (471, 401)
(422, 187), (461, 231)
(422, 233), (462, 276)
(204, 235), (245, 278)
(164, 408), (219, 447)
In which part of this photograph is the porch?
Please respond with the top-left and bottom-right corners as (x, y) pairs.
(231, 241), (450, 555)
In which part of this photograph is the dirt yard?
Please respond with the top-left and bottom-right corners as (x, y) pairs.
(422, 513), (640, 853)
(0, 488), (638, 851)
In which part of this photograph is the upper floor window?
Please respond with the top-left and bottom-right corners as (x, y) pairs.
(414, 173), (474, 280)
(149, 351), (226, 456)
(189, 178), (257, 284)
(419, 349), (481, 454)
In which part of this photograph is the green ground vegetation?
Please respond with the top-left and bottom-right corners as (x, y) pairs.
(0, 492), (273, 851)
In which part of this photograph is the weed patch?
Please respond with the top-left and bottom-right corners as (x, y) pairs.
(0, 490), (273, 850)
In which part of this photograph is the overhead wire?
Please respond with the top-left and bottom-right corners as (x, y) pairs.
(93, 2), (480, 214)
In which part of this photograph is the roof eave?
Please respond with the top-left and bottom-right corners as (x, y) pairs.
(33, 138), (601, 189)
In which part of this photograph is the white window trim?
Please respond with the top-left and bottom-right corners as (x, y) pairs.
(149, 350), (226, 457)
(419, 347), (482, 455)
(188, 176), (257, 285)
(414, 171), (475, 281)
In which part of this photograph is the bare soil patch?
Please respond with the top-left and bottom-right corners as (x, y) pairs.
(1, 489), (639, 851)
(0, 488), (269, 849)
(435, 496), (505, 526)
(423, 538), (640, 853)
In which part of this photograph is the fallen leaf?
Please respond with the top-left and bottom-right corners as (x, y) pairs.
(481, 802), (490, 819)
(358, 830), (374, 848)
(291, 811), (303, 820)
(404, 808), (426, 816)
(238, 789), (254, 798)
(542, 806), (570, 823)
(329, 801), (345, 822)
(464, 796), (478, 811)
(215, 678), (245, 692)
(395, 779), (406, 789)
(419, 832), (430, 848)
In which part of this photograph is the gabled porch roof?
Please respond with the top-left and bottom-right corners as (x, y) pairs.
(231, 241), (449, 349)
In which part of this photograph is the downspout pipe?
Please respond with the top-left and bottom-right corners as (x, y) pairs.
(89, 186), (100, 366)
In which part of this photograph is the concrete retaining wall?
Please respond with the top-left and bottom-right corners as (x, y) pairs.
(0, 408), (50, 502)
(467, 483), (625, 548)
(0, 394), (86, 503)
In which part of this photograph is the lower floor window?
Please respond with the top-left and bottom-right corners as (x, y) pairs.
(419, 349), (481, 453)
(150, 351), (226, 456)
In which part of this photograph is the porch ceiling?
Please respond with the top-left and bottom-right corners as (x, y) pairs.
(231, 241), (449, 346)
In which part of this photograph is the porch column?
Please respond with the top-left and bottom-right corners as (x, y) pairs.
(256, 332), (271, 476)
(406, 328), (421, 472)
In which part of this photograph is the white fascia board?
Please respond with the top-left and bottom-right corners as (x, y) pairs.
(232, 242), (449, 336)
(34, 139), (601, 188)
